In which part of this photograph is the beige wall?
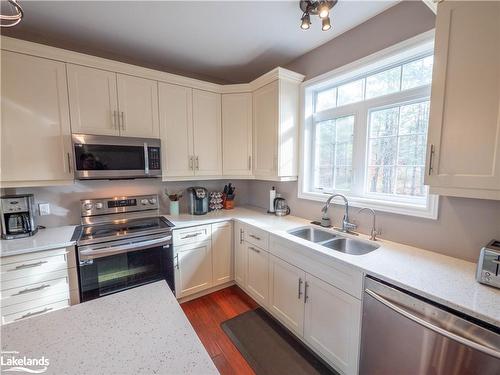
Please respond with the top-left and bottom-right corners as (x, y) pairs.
(285, 1), (436, 80)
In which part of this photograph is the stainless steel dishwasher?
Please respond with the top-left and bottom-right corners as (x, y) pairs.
(360, 276), (500, 375)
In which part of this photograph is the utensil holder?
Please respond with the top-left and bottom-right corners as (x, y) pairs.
(169, 201), (179, 216)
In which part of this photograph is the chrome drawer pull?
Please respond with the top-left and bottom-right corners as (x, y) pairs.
(14, 284), (51, 296)
(15, 307), (53, 321)
(239, 228), (244, 244)
(248, 246), (261, 253)
(181, 232), (202, 239)
(9, 261), (48, 271)
(249, 234), (261, 241)
(298, 278), (303, 299)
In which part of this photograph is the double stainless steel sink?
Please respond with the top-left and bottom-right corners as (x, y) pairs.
(287, 226), (379, 255)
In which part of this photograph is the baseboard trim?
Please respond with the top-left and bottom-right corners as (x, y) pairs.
(177, 281), (236, 303)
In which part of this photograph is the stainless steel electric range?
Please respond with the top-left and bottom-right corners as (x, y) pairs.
(72, 194), (175, 302)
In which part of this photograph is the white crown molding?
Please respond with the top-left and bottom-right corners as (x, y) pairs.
(1, 36), (304, 95)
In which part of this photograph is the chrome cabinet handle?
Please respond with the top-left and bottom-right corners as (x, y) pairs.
(365, 288), (500, 359)
(67, 152), (72, 173)
(120, 111), (125, 130)
(304, 281), (309, 303)
(15, 307), (53, 321)
(189, 156), (194, 170)
(14, 284), (51, 296)
(181, 232), (202, 239)
(249, 234), (261, 241)
(248, 246), (260, 253)
(9, 261), (47, 271)
(195, 156), (199, 170)
(248, 156), (252, 170)
(298, 278), (303, 299)
(239, 228), (244, 244)
(112, 110), (118, 129)
(175, 253), (179, 270)
(428, 144), (435, 175)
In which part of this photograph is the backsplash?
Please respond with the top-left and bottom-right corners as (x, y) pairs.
(3, 179), (249, 228)
(247, 180), (500, 263)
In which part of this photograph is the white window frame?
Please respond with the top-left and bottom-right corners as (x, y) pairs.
(299, 30), (439, 219)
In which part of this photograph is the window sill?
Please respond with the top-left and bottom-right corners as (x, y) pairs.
(297, 190), (439, 220)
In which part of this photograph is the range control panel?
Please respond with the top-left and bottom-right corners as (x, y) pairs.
(81, 195), (159, 217)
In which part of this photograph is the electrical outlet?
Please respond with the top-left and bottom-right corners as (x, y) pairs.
(38, 203), (50, 216)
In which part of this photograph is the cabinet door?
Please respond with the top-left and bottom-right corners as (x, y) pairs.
(117, 74), (159, 138)
(1, 51), (73, 186)
(212, 222), (233, 286)
(253, 81), (278, 178)
(175, 241), (213, 298)
(192, 89), (222, 176)
(158, 83), (194, 177)
(67, 64), (119, 136)
(269, 255), (306, 336)
(246, 243), (269, 306)
(304, 274), (361, 375)
(425, 2), (500, 196)
(233, 222), (247, 288)
(222, 93), (253, 176)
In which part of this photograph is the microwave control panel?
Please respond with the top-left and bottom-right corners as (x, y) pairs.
(148, 147), (161, 170)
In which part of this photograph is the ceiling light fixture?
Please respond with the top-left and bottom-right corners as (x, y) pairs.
(0, 0), (23, 28)
(299, 0), (337, 31)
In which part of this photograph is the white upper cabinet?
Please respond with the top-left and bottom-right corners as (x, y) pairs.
(68, 65), (159, 138)
(116, 74), (159, 138)
(67, 64), (119, 136)
(425, 1), (500, 199)
(192, 89), (222, 176)
(158, 83), (194, 178)
(1, 51), (73, 187)
(253, 77), (302, 181)
(222, 93), (253, 176)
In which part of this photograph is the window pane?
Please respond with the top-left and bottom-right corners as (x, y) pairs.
(366, 66), (401, 99)
(398, 135), (427, 165)
(367, 166), (395, 194)
(396, 166), (426, 196)
(313, 116), (354, 191)
(337, 79), (364, 106)
(368, 137), (397, 166)
(315, 87), (337, 112)
(399, 101), (430, 135)
(402, 55), (433, 90)
(369, 107), (399, 137)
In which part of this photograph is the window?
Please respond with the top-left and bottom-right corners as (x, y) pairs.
(301, 33), (438, 219)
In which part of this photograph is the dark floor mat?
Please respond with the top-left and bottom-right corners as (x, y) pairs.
(221, 307), (338, 375)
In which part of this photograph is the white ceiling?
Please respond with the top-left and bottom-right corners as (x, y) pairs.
(3, 1), (398, 83)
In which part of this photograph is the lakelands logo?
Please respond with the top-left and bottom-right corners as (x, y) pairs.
(1, 351), (49, 373)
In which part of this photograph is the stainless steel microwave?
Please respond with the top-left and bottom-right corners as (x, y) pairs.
(72, 134), (161, 180)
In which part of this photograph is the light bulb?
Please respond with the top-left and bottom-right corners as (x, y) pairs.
(322, 16), (331, 31)
(301, 13), (311, 30)
(318, 2), (329, 19)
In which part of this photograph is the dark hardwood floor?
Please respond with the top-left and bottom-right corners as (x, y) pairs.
(181, 286), (258, 375)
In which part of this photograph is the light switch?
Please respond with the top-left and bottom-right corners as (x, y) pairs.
(38, 203), (50, 216)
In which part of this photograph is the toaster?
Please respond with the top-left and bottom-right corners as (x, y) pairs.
(476, 240), (500, 289)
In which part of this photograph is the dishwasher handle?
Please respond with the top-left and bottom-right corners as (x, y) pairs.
(365, 288), (500, 360)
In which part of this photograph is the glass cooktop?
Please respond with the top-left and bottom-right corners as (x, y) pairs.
(79, 216), (174, 243)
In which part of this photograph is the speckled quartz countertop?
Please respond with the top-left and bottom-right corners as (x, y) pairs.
(1, 281), (219, 375)
(0, 226), (77, 257)
(165, 206), (500, 327)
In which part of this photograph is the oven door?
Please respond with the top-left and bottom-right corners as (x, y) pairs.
(72, 134), (161, 179)
(77, 234), (174, 302)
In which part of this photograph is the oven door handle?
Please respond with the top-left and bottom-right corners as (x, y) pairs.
(79, 236), (171, 260)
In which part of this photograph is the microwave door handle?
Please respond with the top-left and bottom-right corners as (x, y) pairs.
(144, 142), (149, 175)
(79, 236), (171, 260)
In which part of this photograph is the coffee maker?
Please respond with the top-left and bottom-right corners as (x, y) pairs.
(0, 194), (38, 239)
(188, 187), (208, 215)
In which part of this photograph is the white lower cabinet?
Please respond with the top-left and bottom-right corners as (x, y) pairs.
(303, 274), (361, 375)
(268, 255), (305, 336)
(174, 241), (213, 298)
(233, 221), (247, 288)
(212, 222), (233, 286)
(245, 243), (269, 307)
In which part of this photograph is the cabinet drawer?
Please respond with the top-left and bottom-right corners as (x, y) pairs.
(1, 291), (70, 324)
(173, 225), (212, 246)
(1, 253), (69, 282)
(2, 298), (70, 325)
(245, 225), (269, 250)
(1, 269), (75, 308)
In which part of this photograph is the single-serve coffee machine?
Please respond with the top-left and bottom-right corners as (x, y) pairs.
(0, 194), (38, 239)
(188, 187), (208, 215)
